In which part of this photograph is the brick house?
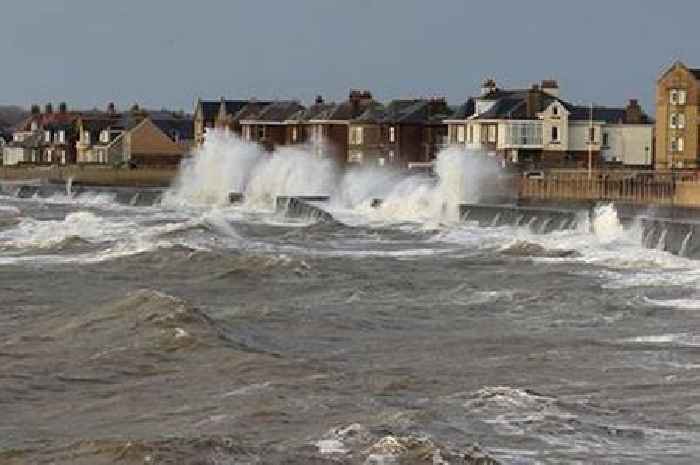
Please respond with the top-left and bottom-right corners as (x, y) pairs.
(3, 103), (82, 165)
(77, 106), (193, 166)
(445, 79), (653, 170)
(284, 96), (335, 146)
(348, 97), (451, 166)
(305, 90), (377, 166)
(654, 61), (700, 170)
(194, 98), (273, 145)
(239, 100), (305, 151)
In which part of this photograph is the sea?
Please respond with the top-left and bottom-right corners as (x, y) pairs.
(2, 131), (700, 464)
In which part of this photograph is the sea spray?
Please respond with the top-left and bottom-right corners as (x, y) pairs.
(590, 204), (624, 242)
(164, 130), (502, 222)
(164, 130), (262, 206)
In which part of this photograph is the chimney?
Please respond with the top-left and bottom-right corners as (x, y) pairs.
(58, 102), (67, 113)
(526, 85), (543, 118)
(541, 80), (560, 97)
(315, 95), (324, 105)
(45, 103), (53, 114)
(130, 103), (140, 113)
(31, 104), (40, 115)
(480, 78), (497, 96)
(427, 97), (448, 116)
(349, 89), (373, 114)
(624, 99), (643, 124)
(107, 102), (117, 114)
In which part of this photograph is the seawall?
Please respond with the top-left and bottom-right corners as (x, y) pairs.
(0, 166), (176, 187)
(0, 180), (165, 206)
(460, 201), (700, 258)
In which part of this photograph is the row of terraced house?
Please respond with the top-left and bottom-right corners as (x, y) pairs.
(2, 103), (194, 167)
(3, 61), (700, 171)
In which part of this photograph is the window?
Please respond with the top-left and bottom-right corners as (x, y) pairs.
(388, 150), (396, 161)
(58, 130), (65, 143)
(670, 89), (687, 105)
(671, 136), (684, 152)
(551, 126), (559, 142)
(243, 126), (251, 141)
(100, 130), (110, 143)
(292, 127), (298, 142)
(171, 130), (180, 143)
(552, 105), (558, 116)
(44, 131), (51, 143)
(670, 113), (678, 128)
(678, 113), (686, 129)
(457, 125), (465, 143)
(468, 125), (474, 143)
(84, 131), (90, 144)
(256, 125), (265, 140)
(602, 132), (609, 147)
(350, 126), (363, 145)
(487, 125), (496, 143)
(589, 127), (595, 143)
(389, 126), (396, 143)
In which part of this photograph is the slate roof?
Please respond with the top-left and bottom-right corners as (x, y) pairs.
(447, 99), (476, 120)
(690, 68), (700, 80)
(355, 99), (453, 125)
(242, 101), (305, 122)
(198, 100), (220, 122)
(564, 105), (651, 124)
(287, 102), (336, 122)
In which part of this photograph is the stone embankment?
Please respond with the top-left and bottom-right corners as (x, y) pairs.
(0, 165), (176, 187)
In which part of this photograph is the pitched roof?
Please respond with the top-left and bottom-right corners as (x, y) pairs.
(448, 99), (476, 120)
(242, 101), (305, 122)
(197, 100), (220, 121)
(690, 68), (700, 80)
(287, 101), (336, 121)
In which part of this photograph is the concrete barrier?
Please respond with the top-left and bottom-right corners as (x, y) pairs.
(275, 196), (336, 223)
(460, 201), (700, 258)
(228, 192), (244, 204)
(1, 180), (165, 207)
(460, 204), (581, 233)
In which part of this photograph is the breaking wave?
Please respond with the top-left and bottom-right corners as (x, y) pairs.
(163, 129), (502, 224)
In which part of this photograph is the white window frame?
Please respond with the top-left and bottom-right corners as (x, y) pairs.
(670, 89), (679, 105)
(487, 125), (496, 143)
(58, 130), (65, 143)
(389, 126), (396, 143)
(44, 130), (51, 143)
(457, 125), (465, 143)
(551, 126), (559, 143)
(679, 89), (687, 105)
(678, 113), (686, 129)
(291, 127), (298, 142)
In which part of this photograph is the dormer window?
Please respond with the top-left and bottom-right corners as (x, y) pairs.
(552, 105), (558, 116)
(171, 130), (180, 143)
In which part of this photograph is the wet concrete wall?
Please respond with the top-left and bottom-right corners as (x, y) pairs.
(0, 181), (165, 206)
(275, 196), (336, 223)
(460, 201), (700, 258)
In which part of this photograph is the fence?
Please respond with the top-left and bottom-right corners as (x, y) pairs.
(519, 172), (700, 207)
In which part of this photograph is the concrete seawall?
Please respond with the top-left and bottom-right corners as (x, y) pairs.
(0, 180), (165, 207)
(274, 196), (336, 223)
(460, 201), (700, 258)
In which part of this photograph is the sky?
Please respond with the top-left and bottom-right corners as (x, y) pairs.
(0, 0), (696, 114)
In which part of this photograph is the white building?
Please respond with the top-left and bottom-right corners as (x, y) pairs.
(445, 80), (654, 168)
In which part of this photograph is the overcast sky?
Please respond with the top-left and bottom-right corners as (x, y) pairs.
(0, 1), (695, 113)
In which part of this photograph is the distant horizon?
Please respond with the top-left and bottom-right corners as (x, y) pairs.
(1, 1), (698, 114)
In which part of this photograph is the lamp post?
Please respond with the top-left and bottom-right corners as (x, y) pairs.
(588, 102), (593, 180)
